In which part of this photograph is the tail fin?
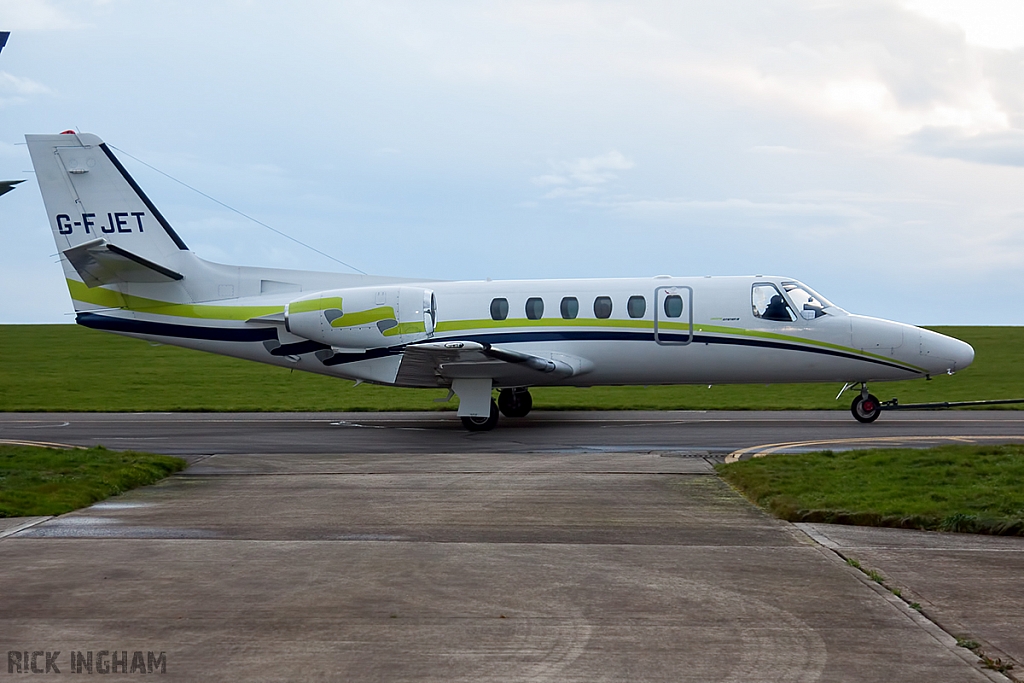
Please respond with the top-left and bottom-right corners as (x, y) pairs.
(26, 132), (194, 300)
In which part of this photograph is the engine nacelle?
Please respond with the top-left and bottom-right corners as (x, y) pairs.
(285, 285), (436, 349)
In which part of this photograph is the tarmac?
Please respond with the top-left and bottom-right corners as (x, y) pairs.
(0, 411), (1021, 681)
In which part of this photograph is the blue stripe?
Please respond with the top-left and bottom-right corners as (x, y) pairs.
(77, 312), (277, 342)
(76, 313), (919, 374)
(269, 339), (331, 356)
(321, 348), (400, 366)
(431, 330), (919, 374)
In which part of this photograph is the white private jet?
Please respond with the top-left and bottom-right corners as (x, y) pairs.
(26, 132), (974, 430)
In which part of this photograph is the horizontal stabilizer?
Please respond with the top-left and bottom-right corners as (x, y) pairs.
(64, 238), (184, 288)
(0, 179), (24, 197)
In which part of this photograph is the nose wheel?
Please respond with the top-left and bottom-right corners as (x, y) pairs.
(851, 392), (882, 423)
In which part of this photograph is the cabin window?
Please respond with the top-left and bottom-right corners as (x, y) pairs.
(594, 296), (613, 319)
(752, 284), (794, 322)
(490, 297), (509, 321)
(560, 296), (579, 319)
(664, 294), (683, 318)
(627, 295), (646, 318)
(525, 297), (544, 320)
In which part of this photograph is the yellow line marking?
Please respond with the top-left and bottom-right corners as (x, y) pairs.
(725, 435), (1024, 463)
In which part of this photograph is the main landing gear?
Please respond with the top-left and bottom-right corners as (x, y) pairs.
(498, 388), (533, 418)
(459, 389), (533, 432)
(461, 399), (499, 432)
(850, 383), (882, 423)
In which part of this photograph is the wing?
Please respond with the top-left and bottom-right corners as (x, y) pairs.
(395, 340), (589, 387)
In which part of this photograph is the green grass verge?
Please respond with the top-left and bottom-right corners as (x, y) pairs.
(0, 444), (186, 517)
(0, 324), (1020, 411)
(716, 444), (1024, 535)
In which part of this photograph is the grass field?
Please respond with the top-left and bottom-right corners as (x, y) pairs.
(0, 324), (1021, 412)
(0, 444), (187, 517)
(716, 444), (1024, 535)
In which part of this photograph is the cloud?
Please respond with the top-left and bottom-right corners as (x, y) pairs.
(0, 0), (78, 30)
(0, 71), (54, 107)
(900, 0), (1024, 50)
(749, 145), (815, 155)
(533, 150), (634, 198)
(907, 126), (1024, 166)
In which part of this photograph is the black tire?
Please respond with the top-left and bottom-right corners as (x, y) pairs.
(851, 394), (882, 423)
(461, 399), (500, 432)
(498, 388), (533, 418)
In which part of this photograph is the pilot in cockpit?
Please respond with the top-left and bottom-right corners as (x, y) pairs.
(762, 294), (792, 322)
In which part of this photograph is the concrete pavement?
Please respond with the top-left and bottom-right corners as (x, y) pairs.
(800, 523), (1023, 679)
(1, 445), (1014, 681)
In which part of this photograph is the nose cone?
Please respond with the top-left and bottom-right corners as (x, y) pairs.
(919, 328), (974, 375)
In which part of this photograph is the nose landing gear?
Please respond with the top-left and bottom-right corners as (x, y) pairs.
(850, 383), (881, 423)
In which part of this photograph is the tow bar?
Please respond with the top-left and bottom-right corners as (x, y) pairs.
(880, 398), (1024, 411)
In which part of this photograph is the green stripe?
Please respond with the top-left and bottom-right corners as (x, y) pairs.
(435, 317), (685, 332)
(434, 317), (924, 373)
(64, 278), (924, 373)
(694, 323), (924, 372)
(67, 279), (284, 321)
(289, 296), (344, 315)
(329, 306), (396, 328)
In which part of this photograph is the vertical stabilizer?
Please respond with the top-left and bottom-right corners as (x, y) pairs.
(27, 132), (190, 259)
(26, 132), (197, 307)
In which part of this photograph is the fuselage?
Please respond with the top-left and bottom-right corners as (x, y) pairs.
(72, 270), (974, 389)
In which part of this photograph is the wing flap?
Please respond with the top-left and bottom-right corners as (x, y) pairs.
(395, 340), (582, 387)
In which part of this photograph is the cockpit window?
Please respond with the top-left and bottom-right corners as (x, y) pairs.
(782, 281), (836, 319)
(752, 284), (795, 322)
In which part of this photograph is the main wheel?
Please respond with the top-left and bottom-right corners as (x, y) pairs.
(461, 399), (500, 432)
(851, 394), (882, 423)
(498, 388), (533, 418)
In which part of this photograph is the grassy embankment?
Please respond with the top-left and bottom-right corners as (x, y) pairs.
(0, 444), (186, 517)
(717, 444), (1024, 535)
(0, 324), (1021, 411)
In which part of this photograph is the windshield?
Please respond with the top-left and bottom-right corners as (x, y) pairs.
(752, 283), (795, 322)
(781, 281), (842, 319)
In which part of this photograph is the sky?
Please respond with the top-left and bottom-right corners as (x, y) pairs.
(2, 0), (1024, 325)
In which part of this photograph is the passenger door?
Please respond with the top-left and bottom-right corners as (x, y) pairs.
(653, 285), (693, 345)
